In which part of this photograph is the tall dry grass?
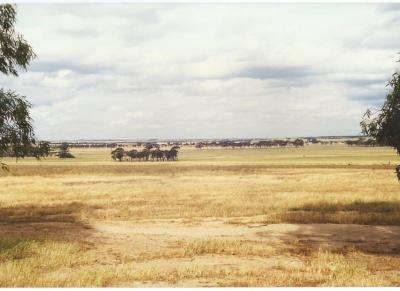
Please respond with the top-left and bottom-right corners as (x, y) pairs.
(1, 165), (399, 224)
(1, 146), (400, 286)
(1, 236), (399, 287)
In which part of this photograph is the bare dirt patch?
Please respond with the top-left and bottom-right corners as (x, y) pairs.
(3, 219), (399, 258)
(2, 218), (400, 286)
(90, 220), (400, 254)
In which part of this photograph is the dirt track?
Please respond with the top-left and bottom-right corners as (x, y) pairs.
(2, 219), (400, 257)
(2, 219), (400, 286)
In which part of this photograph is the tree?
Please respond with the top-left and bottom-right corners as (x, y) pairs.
(29, 140), (51, 158)
(37, 141), (51, 157)
(111, 147), (125, 162)
(293, 138), (304, 147)
(361, 54), (400, 179)
(0, 4), (36, 169)
(59, 142), (69, 152)
(57, 142), (75, 159)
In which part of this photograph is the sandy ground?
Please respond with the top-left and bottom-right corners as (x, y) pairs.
(91, 220), (400, 250)
(2, 219), (400, 263)
(2, 218), (400, 286)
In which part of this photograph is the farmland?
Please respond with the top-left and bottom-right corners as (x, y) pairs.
(1, 145), (400, 287)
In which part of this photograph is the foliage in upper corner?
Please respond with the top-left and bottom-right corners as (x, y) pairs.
(0, 4), (38, 168)
(0, 4), (36, 76)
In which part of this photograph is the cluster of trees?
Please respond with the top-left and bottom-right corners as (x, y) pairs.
(254, 139), (305, 148)
(306, 138), (336, 145)
(344, 138), (379, 147)
(57, 142), (75, 158)
(195, 138), (305, 149)
(111, 145), (180, 162)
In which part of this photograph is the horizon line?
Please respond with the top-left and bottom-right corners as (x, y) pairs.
(43, 134), (365, 142)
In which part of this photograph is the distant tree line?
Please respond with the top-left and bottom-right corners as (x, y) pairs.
(195, 138), (305, 149)
(344, 138), (380, 147)
(49, 141), (185, 149)
(59, 142), (119, 148)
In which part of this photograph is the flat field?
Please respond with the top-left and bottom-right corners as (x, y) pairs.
(1, 145), (400, 287)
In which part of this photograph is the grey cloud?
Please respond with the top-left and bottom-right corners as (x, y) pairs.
(226, 65), (318, 81)
(42, 4), (169, 23)
(334, 77), (387, 87)
(348, 90), (386, 105)
(378, 3), (400, 13)
(30, 60), (113, 75)
(57, 28), (100, 38)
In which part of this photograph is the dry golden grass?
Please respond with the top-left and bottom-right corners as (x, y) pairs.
(182, 239), (276, 257)
(1, 236), (399, 287)
(1, 166), (399, 224)
(1, 145), (400, 286)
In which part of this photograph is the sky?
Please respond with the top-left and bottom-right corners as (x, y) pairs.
(2, 3), (400, 140)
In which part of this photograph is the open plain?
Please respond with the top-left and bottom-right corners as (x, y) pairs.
(1, 145), (400, 287)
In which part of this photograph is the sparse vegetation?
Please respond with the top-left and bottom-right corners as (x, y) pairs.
(1, 145), (400, 286)
(1, 2), (398, 288)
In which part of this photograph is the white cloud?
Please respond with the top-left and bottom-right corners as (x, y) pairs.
(0, 3), (399, 140)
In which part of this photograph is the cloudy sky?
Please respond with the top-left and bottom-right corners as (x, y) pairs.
(2, 3), (400, 140)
